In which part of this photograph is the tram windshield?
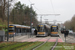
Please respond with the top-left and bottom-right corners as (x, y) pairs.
(51, 27), (58, 32)
(9, 30), (14, 32)
(37, 26), (44, 32)
(9, 27), (14, 32)
(9, 27), (14, 30)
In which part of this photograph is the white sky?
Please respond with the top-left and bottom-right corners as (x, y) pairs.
(17, 0), (75, 24)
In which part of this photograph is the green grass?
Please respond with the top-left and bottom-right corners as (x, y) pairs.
(0, 42), (42, 50)
(0, 42), (43, 50)
(1, 42), (74, 50)
(0, 42), (29, 50)
(16, 42), (43, 50)
(35, 42), (55, 50)
(54, 42), (75, 50)
(0, 42), (17, 47)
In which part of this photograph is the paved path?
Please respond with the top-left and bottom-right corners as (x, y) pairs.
(59, 32), (75, 43)
(5, 34), (63, 42)
(20, 37), (63, 42)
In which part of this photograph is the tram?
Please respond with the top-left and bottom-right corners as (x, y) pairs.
(36, 24), (50, 37)
(9, 24), (30, 36)
(50, 25), (59, 37)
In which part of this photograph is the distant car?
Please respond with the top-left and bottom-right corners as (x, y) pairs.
(68, 30), (73, 34)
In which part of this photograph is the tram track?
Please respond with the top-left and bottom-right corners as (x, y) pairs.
(50, 35), (60, 50)
(32, 36), (59, 50)
(32, 37), (50, 50)
(0, 36), (61, 50)
(11, 37), (49, 50)
(8, 37), (50, 50)
(50, 38), (58, 50)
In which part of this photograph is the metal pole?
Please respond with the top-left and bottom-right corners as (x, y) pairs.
(65, 36), (66, 43)
(30, 4), (34, 37)
(30, 5), (32, 37)
(13, 9), (14, 23)
(40, 15), (42, 23)
(13, 34), (14, 41)
(7, 0), (9, 41)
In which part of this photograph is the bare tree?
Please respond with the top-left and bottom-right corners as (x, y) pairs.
(70, 15), (75, 31)
(64, 20), (71, 30)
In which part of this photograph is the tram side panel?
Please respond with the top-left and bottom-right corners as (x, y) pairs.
(15, 27), (30, 36)
(9, 25), (31, 37)
(15, 27), (22, 36)
(44, 26), (50, 36)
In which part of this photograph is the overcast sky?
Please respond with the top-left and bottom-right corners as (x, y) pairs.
(17, 0), (75, 24)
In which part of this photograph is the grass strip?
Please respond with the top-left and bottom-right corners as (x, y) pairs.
(0, 42), (29, 50)
(16, 42), (43, 50)
(0, 42), (17, 47)
(11, 42), (33, 50)
(54, 42), (75, 50)
(35, 42), (55, 50)
(0, 42), (24, 48)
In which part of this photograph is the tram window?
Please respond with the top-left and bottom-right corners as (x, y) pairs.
(9, 27), (14, 30)
(38, 27), (44, 32)
(52, 29), (57, 32)
(9, 30), (14, 32)
(51, 27), (58, 32)
(53, 27), (57, 29)
(16, 28), (21, 33)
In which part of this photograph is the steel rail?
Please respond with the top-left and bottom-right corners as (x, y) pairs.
(50, 38), (58, 50)
(32, 37), (50, 50)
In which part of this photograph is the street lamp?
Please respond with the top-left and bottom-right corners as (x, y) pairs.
(30, 4), (34, 37)
(0, 0), (2, 6)
(40, 15), (42, 23)
(7, 0), (9, 41)
(7, 0), (13, 41)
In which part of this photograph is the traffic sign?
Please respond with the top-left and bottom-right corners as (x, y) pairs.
(31, 22), (33, 25)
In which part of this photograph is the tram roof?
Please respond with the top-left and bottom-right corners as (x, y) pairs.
(9, 24), (30, 28)
(51, 25), (58, 26)
(38, 24), (50, 28)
